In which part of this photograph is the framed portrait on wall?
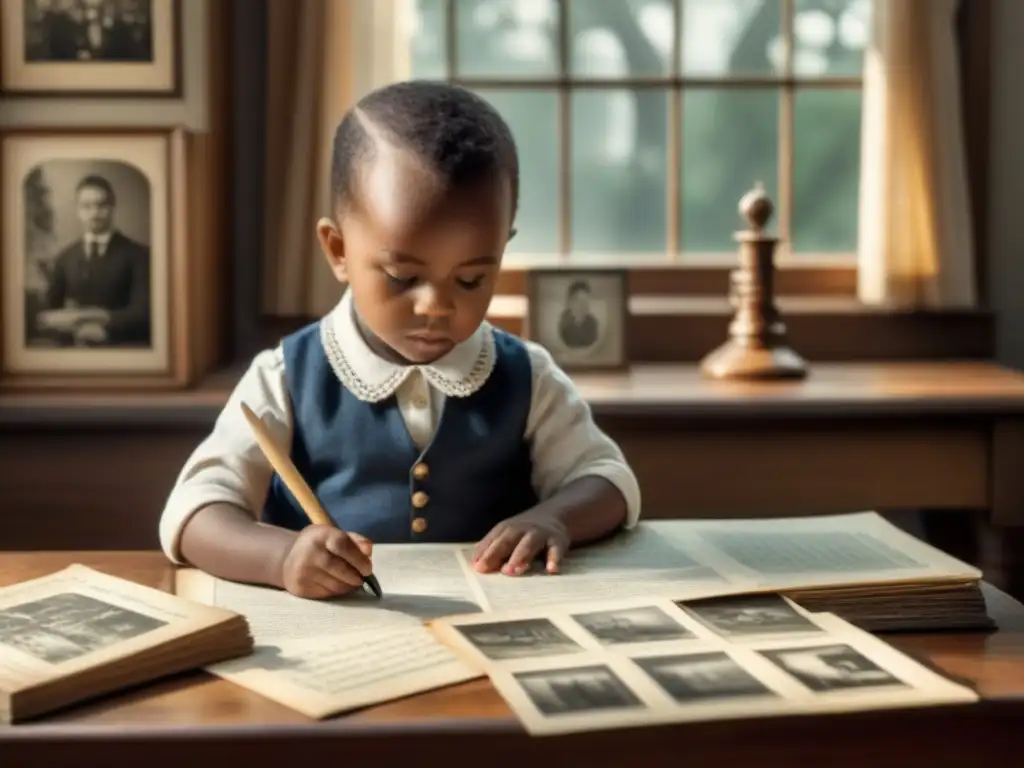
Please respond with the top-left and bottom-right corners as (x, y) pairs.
(526, 269), (630, 372)
(0, 127), (190, 389)
(0, 0), (181, 96)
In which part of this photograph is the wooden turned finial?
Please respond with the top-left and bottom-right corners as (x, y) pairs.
(698, 183), (809, 381)
(740, 181), (773, 232)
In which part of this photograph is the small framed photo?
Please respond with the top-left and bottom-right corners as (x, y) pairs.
(1, 127), (190, 389)
(1, 0), (181, 97)
(526, 269), (629, 371)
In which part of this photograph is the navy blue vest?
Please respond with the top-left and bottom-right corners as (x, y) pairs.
(262, 321), (539, 543)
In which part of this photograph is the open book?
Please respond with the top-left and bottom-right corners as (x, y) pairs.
(175, 510), (988, 720)
(428, 592), (979, 736)
(0, 565), (252, 723)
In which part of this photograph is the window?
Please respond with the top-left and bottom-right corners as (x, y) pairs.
(410, 0), (871, 264)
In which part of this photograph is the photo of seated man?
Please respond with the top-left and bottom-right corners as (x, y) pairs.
(30, 172), (151, 349)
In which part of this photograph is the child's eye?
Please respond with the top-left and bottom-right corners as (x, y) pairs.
(385, 272), (417, 290)
(456, 276), (485, 290)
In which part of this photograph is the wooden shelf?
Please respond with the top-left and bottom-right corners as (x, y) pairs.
(3, 361), (1024, 429)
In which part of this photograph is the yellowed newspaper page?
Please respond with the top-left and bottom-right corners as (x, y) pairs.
(206, 623), (481, 719)
(430, 593), (977, 736)
(176, 543), (481, 641)
(457, 512), (981, 613)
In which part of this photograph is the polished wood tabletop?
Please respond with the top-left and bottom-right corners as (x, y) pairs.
(2, 551), (1024, 767)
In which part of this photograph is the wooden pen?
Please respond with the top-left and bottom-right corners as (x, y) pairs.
(239, 402), (382, 598)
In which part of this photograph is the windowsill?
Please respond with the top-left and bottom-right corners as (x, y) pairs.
(498, 253), (860, 270)
(491, 295), (897, 317)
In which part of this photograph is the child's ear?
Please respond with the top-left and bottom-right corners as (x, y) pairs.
(317, 217), (347, 283)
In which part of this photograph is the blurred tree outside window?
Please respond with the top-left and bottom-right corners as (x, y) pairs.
(410, 0), (870, 262)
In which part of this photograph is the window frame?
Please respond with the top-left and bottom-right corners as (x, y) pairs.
(436, 0), (864, 265)
(227, 0), (993, 366)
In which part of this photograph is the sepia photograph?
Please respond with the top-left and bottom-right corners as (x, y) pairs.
(680, 593), (824, 638)
(1, 130), (181, 386)
(635, 652), (777, 703)
(526, 269), (628, 371)
(571, 606), (695, 646)
(454, 618), (584, 661)
(0, 592), (167, 664)
(1, 0), (179, 95)
(761, 644), (906, 693)
(514, 664), (645, 717)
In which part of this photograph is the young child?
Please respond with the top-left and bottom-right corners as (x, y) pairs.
(159, 81), (641, 600)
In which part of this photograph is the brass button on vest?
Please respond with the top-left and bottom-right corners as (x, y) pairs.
(412, 491), (429, 508)
(412, 517), (428, 534)
(412, 463), (429, 480)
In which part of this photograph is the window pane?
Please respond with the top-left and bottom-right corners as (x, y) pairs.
(474, 89), (560, 254)
(681, 89), (779, 252)
(793, 0), (872, 77)
(681, 0), (783, 77)
(792, 89), (861, 253)
(572, 90), (668, 253)
(456, 0), (559, 78)
(411, 0), (448, 79)
(568, 0), (672, 78)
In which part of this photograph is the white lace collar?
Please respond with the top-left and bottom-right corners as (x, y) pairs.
(318, 290), (496, 403)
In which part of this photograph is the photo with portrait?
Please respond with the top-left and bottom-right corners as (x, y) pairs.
(1, 130), (179, 384)
(526, 270), (628, 371)
(1, 0), (179, 95)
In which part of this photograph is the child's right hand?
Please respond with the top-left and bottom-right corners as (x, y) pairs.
(279, 524), (374, 599)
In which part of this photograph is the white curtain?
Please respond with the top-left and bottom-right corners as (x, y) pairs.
(262, 0), (411, 317)
(857, 0), (976, 308)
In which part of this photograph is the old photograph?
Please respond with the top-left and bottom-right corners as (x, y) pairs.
(23, 160), (153, 350)
(527, 270), (628, 370)
(24, 0), (155, 63)
(680, 593), (823, 638)
(2, 131), (176, 383)
(454, 618), (584, 661)
(514, 664), (645, 716)
(1, 0), (179, 94)
(761, 644), (906, 692)
(635, 652), (777, 703)
(571, 605), (695, 646)
(0, 592), (167, 664)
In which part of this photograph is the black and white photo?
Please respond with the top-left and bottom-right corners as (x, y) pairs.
(2, 0), (179, 95)
(514, 665), (644, 716)
(527, 269), (628, 371)
(761, 644), (905, 692)
(571, 606), (694, 646)
(24, 160), (152, 350)
(635, 652), (776, 703)
(680, 593), (823, 638)
(23, 0), (155, 63)
(0, 592), (166, 664)
(2, 130), (180, 386)
(455, 618), (583, 661)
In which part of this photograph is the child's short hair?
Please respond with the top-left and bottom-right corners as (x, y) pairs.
(330, 80), (520, 217)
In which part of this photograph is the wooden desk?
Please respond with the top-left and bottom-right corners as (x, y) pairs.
(1, 552), (1024, 768)
(3, 361), (1024, 595)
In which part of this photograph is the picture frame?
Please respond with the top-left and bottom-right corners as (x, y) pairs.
(0, 126), (192, 390)
(1, 0), (182, 97)
(526, 269), (630, 372)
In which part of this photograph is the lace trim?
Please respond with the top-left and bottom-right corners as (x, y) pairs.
(319, 320), (496, 402)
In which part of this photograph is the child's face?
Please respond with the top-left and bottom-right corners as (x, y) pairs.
(318, 144), (513, 364)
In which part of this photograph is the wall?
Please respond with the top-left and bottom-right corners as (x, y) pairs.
(989, 0), (1024, 370)
(0, 0), (209, 130)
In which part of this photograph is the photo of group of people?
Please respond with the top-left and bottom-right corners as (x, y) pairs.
(437, 592), (976, 735)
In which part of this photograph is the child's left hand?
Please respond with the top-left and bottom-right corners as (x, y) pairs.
(472, 509), (570, 576)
